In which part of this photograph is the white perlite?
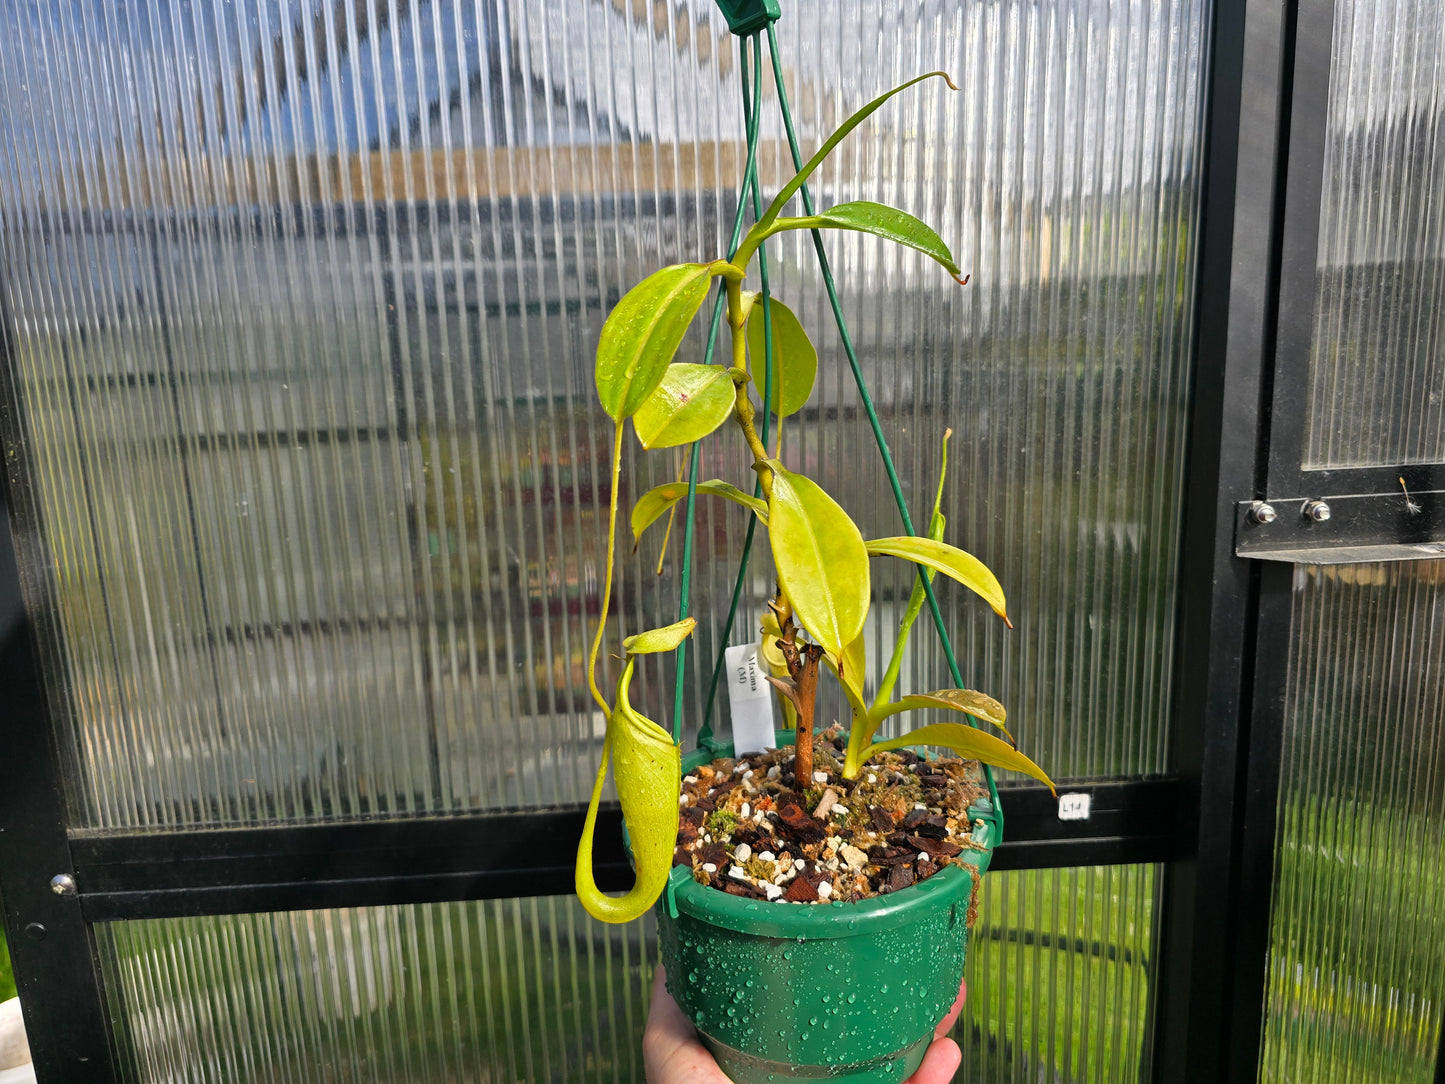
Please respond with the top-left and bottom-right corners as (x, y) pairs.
(812, 771), (829, 784)
(701, 863), (717, 873)
(764, 883), (784, 900)
(733, 843), (752, 864)
(728, 865), (747, 880)
(740, 802), (751, 818)
(817, 881), (833, 899)
(759, 851), (776, 862)
(767, 765), (781, 780)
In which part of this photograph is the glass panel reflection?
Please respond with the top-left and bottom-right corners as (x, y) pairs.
(1259, 564), (1445, 1083)
(1304, 0), (1445, 468)
(0, 0), (1207, 828)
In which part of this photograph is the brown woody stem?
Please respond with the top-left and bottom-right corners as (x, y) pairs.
(776, 607), (823, 786)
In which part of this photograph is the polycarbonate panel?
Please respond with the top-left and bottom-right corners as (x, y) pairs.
(1304, 0), (1445, 468)
(0, 0), (1208, 829)
(98, 897), (658, 1084)
(1258, 564), (1445, 1083)
(954, 864), (1157, 1084)
(96, 868), (1155, 1083)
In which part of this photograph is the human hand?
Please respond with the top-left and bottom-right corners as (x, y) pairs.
(642, 966), (968, 1083)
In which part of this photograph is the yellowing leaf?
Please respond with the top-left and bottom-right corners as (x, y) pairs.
(812, 201), (961, 278)
(871, 688), (1015, 746)
(759, 611), (798, 730)
(865, 723), (1055, 795)
(576, 659), (682, 923)
(623, 617), (697, 655)
(865, 535), (1009, 626)
(595, 264), (713, 421)
(766, 463), (869, 660)
(736, 290), (760, 326)
(631, 479), (768, 541)
(633, 364), (735, 449)
(746, 298), (818, 417)
(823, 632), (868, 716)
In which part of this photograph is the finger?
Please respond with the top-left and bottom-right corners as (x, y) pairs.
(905, 1036), (962, 1084)
(642, 967), (733, 1083)
(934, 977), (968, 1039)
(645, 967), (698, 1044)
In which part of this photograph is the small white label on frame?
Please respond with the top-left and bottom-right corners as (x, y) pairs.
(724, 642), (775, 755)
(1057, 793), (1091, 821)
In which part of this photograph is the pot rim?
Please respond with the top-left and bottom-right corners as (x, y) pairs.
(664, 858), (982, 937)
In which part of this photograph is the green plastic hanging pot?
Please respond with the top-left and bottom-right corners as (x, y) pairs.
(656, 740), (999, 1083)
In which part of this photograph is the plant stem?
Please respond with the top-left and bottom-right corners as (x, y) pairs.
(586, 422), (626, 715)
(873, 571), (932, 713)
(726, 278), (773, 496)
(775, 609), (822, 786)
(725, 279), (827, 785)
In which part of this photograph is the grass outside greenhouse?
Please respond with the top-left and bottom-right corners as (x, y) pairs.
(1, 924), (15, 1003)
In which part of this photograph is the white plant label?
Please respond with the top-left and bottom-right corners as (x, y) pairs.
(1057, 792), (1091, 821)
(724, 642), (775, 754)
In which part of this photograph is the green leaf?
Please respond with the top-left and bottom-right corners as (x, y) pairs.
(808, 201), (960, 278)
(766, 463), (870, 660)
(631, 479), (768, 541)
(632, 364), (735, 449)
(595, 264), (713, 421)
(746, 299), (818, 417)
(865, 535), (1010, 626)
(865, 723), (1055, 795)
(871, 688), (1015, 746)
(623, 617), (697, 655)
(752, 72), (955, 238)
(576, 658), (682, 923)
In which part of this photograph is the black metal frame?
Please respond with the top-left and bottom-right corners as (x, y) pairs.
(66, 779), (1181, 923)
(2, 0), (1442, 1081)
(1150, 0), (1294, 1077)
(0, 374), (118, 1078)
